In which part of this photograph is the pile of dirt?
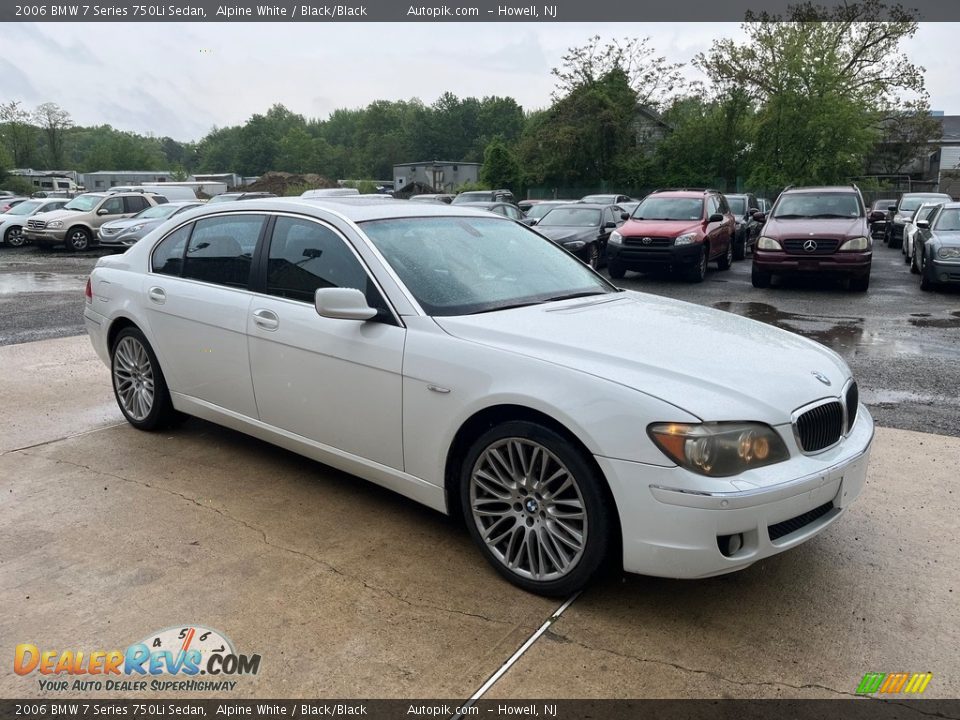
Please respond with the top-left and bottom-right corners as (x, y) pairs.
(242, 172), (337, 196)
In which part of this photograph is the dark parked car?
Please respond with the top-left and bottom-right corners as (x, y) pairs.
(752, 185), (872, 291)
(520, 200), (573, 220)
(531, 203), (624, 269)
(913, 202), (960, 291)
(867, 198), (896, 240)
(606, 188), (735, 282)
(724, 192), (762, 259)
(580, 193), (632, 205)
(452, 189), (515, 205)
(883, 192), (952, 248)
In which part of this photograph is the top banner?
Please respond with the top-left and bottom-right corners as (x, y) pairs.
(1, 0), (957, 22)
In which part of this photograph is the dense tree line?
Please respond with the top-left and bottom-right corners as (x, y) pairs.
(0, 2), (940, 197)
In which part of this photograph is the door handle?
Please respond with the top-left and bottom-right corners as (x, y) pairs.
(147, 286), (166, 304)
(252, 308), (280, 331)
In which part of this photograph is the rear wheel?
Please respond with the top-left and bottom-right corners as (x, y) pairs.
(919, 253), (935, 292)
(4, 225), (25, 247)
(717, 242), (733, 270)
(733, 235), (746, 261)
(110, 327), (178, 430)
(586, 242), (601, 270)
(685, 246), (707, 283)
(751, 264), (771, 288)
(460, 421), (612, 596)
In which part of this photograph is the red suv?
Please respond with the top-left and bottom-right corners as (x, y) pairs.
(606, 189), (735, 282)
(751, 185), (872, 291)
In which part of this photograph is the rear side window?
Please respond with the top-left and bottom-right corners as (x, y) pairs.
(152, 224), (191, 276)
(124, 196), (149, 213)
(182, 215), (265, 289)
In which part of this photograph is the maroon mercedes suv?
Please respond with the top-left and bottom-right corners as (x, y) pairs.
(752, 185), (872, 291)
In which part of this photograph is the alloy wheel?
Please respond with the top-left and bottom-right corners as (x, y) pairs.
(6, 226), (25, 247)
(113, 336), (156, 422)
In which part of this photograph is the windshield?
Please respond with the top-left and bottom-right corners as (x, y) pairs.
(872, 199), (895, 211)
(900, 195), (950, 213)
(63, 194), (102, 212)
(361, 216), (614, 316)
(934, 208), (960, 231)
(581, 195), (614, 203)
(7, 200), (42, 216)
(135, 204), (181, 219)
(726, 197), (747, 214)
(452, 192), (492, 204)
(633, 197), (702, 221)
(525, 203), (561, 219)
(772, 193), (861, 218)
(537, 207), (601, 227)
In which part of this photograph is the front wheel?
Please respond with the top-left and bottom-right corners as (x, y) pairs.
(460, 421), (612, 596)
(685, 246), (707, 282)
(751, 264), (771, 288)
(717, 242), (733, 270)
(910, 252), (920, 274)
(733, 236), (746, 261)
(65, 227), (92, 251)
(5, 225), (25, 247)
(607, 258), (626, 279)
(586, 242), (601, 270)
(849, 274), (870, 292)
(111, 327), (179, 430)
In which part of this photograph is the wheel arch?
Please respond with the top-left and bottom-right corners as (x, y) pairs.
(443, 404), (621, 547)
(106, 315), (141, 352)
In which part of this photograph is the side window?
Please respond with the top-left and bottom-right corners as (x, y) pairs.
(266, 216), (387, 312)
(101, 197), (124, 215)
(182, 214), (264, 289)
(504, 206), (521, 220)
(602, 208), (615, 226)
(706, 196), (718, 217)
(124, 196), (148, 213)
(717, 195), (730, 214)
(152, 224), (191, 277)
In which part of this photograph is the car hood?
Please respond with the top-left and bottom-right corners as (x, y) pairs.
(434, 291), (849, 424)
(931, 230), (960, 247)
(762, 217), (866, 239)
(31, 208), (83, 222)
(102, 217), (141, 231)
(536, 226), (595, 243)
(619, 219), (701, 237)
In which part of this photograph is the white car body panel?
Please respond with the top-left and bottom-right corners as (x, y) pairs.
(85, 199), (874, 581)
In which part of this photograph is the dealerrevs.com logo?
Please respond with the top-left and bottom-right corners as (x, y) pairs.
(14, 625), (261, 693)
(856, 672), (933, 695)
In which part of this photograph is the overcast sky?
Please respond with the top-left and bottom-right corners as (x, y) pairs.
(0, 22), (957, 142)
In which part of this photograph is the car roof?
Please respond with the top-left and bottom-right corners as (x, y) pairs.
(555, 202), (611, 209)
(648, 190), (709, 198)
(184, 196), (502, 223)
(782, 186), (859, 194)
(902, 192), (952, 197)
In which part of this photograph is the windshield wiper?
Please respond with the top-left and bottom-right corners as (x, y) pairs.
(542, 290), (611, 303)
(773, 214), (805, 219)
(810, 213), (854, 218)
(469, 291), (610, 315)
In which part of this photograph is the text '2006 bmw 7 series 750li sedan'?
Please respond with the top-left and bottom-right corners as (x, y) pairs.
(84, 197), (874, 596)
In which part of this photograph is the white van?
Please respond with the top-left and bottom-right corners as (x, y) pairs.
(300, 188), (360, 198)
(108, 185), (198, 201)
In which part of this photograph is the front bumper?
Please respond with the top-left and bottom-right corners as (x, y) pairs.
(930, 258), (960, 285)
(607, 241), (702, 269)
(23, 228), (67, 245)
(599, 405), (874, 579)
(753, 250), (871, 277)
(97, 231), (141, 248)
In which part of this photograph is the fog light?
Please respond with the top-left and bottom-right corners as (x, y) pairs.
(718, 533), (744, 557)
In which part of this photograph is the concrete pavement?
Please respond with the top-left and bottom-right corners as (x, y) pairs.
(1, 336), (957, 700)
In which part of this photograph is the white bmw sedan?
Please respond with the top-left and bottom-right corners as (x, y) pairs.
(85, 198), (874, 596)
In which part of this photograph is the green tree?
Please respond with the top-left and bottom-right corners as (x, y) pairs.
(276, 127), (315, 173)
(480, 137), (520, 191)
(33, 102), (72, 168)
(0, 101), (37, 167)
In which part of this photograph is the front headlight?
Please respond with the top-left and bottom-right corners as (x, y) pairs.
(937, 246), (960, 259)
(757, 236), (782, 250)
(674, 232), (697, 246)
(838, 236), (870, 251)
(564, 240), (586, 251)
(893, 214), (908, 224)
(608, 230), (622, 245)
(127, 224), (144, 233)
(648, 422), (790, 477)
(47, 220), (63, 229)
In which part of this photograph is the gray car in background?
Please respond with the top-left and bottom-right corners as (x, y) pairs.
(97, 201), (203, 249)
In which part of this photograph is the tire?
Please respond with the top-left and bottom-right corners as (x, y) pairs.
(910, 252), (920, 274)
(849, 274), (870, 292)
(751, 264), (771, 288)
(4, 225), (25, 247)
(607, 258), (626, 279)
(65, 226), (92, 251)
(110, 327), (179, 431)
(586, 242), (600, 270)
(919, 253), (935, 292)
(685, 246), (707, 283)
(459, 421), (612, 597)
(733, 235), (746, 261)
(717, 242), (733, 270)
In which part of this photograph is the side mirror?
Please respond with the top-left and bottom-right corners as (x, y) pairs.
(529, 218), (539, 226)
(314, 287), (376, 321)
(707, 213), (724, 223)
(887, 205), (897, 212)
(868, 210), (885, 222)
(97, 208), (110, 215)
(620, 212), (630, 221)
(603, 221), (617, 229)
(751, 211), (766, 223)
(916, 220), (929, 229)
(748, 207), (760, 215)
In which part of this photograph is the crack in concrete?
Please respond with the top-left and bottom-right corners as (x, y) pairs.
(546, 631), (864, 698)
(26, 454), (511, 628)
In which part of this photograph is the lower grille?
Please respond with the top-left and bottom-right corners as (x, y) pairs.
(783, 238), (840, 254)
(795, 400), (844, 452)
(845, 382), (859, 432)
(769, 502), (834, 542)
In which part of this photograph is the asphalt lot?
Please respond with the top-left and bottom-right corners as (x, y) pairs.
(2, 241), (958, 435)
(1, 239), (959, 702)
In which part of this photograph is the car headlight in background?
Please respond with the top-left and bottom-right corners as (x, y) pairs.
(47, 220), (63, 229)
(608, 230), (622, 245)
(563, 240), (586, 251)
(127, 224), (144, 233)
(757, 236), (782, 250)
(937, 246), (960, 259)
(893, 214), (908, 224)
(648, 422), (790, 477)
(674, 232), (698, 246)
(838, 236), (871, 251)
